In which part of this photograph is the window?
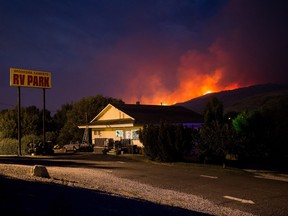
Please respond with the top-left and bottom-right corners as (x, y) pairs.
(126, 131), (131, 139)
(116, 130), (123, 137)
(94, 130), (101, 135)
(132, 130), (139, 140)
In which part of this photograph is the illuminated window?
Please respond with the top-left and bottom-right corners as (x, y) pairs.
(116, 130), (123, 137)
(132, 130), (139, 140)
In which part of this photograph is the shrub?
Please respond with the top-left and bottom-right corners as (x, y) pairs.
(139, 122), (195, 162)
(0, 138), (18, 155)
(21, 134), (42, 154)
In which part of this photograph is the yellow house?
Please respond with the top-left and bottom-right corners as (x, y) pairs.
(78, 103), (203, 151)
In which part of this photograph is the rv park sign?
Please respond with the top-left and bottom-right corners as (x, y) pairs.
(10, 67), (52, 156)
(10, 68), (51, 88)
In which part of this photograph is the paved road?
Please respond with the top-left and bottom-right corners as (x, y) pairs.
(0, 175), (205, 216)
(1, 153), (288, 215)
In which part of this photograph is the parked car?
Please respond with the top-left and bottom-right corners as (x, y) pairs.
(27, 141), (54, 155)
(62, 143), (93, 153)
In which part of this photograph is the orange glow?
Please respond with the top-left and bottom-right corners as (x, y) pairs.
(204, 91), (213, 95)
(121, 45), (241, 105)
(123, 67), (240, 105)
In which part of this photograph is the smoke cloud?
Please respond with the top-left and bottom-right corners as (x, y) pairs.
(1, 0), (287, 110)
(113, 0), (288, 105)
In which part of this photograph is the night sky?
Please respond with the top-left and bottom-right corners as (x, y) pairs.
(1, 0), (288, 113)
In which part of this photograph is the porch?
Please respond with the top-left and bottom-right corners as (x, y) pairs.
(93, 138), (142, 155)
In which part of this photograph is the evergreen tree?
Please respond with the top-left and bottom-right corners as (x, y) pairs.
(198, 97), (235, 164)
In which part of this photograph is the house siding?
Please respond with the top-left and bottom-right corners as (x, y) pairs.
(98, 106), (131, 120)
(79, 103), (203, 151)
(92, 127), (142, 146)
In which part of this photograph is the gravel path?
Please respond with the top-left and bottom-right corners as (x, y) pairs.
(0, 163), (255, 216)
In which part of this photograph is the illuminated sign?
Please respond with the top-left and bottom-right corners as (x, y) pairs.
(10, 68), (52, 89)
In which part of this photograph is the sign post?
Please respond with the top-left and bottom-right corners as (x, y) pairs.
(43, 88), (46, 152)
(17, 86), (21, 156)
(10, 68), (52, 156)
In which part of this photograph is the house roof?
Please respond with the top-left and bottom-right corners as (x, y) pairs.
(110, 103), (204, 125)
(88, 118), (134, 126)
(79, 103), (204, 128)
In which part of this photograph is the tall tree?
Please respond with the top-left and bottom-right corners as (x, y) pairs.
(232, 109), (273, 159)
(22, 106), (40, 136)
(199, 97), (235, 164)
(53, 103), (73, 132)
(203, 96), (224, 124)
(57, 95), (124, 145)
(0, 108), (17, 139)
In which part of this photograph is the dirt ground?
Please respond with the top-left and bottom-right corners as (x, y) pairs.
(0, 174), (203, 216)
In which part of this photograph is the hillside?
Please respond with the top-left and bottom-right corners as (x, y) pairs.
(176, 83), (288, 114)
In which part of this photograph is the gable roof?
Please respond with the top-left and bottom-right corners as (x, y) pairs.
(110, 103), (203, 125)
(80, 103), (204, 128)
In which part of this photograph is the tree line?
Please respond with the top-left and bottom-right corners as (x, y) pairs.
(140, 97), (288, 168)
(1, 93), (287, 169)
(0, 95), (124, 154)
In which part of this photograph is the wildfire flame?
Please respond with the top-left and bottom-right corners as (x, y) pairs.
(123, 47), (240, 105)
(124, 69), (239, 105)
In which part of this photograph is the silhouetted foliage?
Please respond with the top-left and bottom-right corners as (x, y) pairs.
(203, 97), (224, 125)
(0, 108), (17, 139)
(197, 97), (236, 164)
(57, 95), (124, 145)
(139, 124), (159, 160)
(0, 138), (18, 154)
(0, 95), (124, 154)
(267, 100), (288, 160)
(0, 106), (53, 139)
(198, 121), (236, 164)
(139, 122), (195, 162)
(53, 103), (73, 132)
(139, 95), (288, 167)
(232, 106), (288, 163)
(22, 106), (40, 136)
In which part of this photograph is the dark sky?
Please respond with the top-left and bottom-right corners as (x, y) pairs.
(1, 0), (288, 113)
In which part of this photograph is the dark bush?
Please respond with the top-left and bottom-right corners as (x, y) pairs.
(0, 138), (19, 155)
(139, 122), (195, 162)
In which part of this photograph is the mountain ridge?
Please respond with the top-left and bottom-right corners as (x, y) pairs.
(175, 83), (288, 114)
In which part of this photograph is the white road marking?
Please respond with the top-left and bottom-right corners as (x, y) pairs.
(200, 175), (218, 179)
(223, 195), (255, 204)
(244, 169), (288, 182)
(117, 161), (126, 164)
(104, 170), (113, 173)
